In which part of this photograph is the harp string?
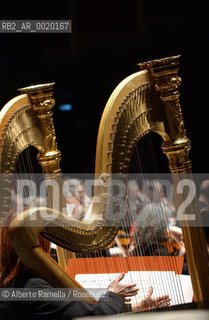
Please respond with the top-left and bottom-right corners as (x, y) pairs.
(150, 134), (185, 305)
(9, 101), (184, 307)
(116, 90), (156, 307)
(147, 133), (185, 305)
(115, 92), (156, 307)
(128, 148), (148, 304)
(145, 134), (174, 305)
(135, 136), (164, 308)
(8, 116), (36, 214)
(138, 133), (179, 305)
(125, 121), (185, 308)
(121, 92), (146, 300)
(12, 113), (184, 308)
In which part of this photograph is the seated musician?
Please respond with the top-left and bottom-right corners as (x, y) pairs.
(63, 178), (92, 221)
(0, 210), (170, 319)
(133, 203), (188, 265)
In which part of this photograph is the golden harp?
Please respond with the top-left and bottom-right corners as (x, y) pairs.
(0, 55), (209, 307)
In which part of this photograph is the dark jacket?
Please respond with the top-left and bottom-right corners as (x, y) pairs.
(0, 272), (125, 320)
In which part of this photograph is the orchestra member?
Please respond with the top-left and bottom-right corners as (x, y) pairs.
(0, 210), (170, 319)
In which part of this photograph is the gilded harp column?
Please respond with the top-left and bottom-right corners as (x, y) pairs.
(18, 83), (75, 269)
(140, 56), (209, 304)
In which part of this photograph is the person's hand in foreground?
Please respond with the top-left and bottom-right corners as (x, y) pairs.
(108, 273), (139, 302)
(108, 273), (171, 312)
(132, 286), (171, 312)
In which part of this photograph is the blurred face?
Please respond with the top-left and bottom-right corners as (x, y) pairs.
(127, 182), (139, 198)
(158, 184), (164, 198)
(148, 183), (164, 202)
(75, 184), (85, 202)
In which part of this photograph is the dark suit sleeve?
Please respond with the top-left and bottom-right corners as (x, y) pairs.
(22, 277), (125, 320)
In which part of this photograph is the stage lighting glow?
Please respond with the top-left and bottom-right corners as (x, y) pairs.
(59, 103), (72, 111)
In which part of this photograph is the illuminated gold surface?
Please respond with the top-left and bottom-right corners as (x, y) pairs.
(94, 55), (209, 303)
(138, 56), (209, 303)
(0, 95), (45, 221)
(1, 56), (209, 304)
(0, 85), (118, 253)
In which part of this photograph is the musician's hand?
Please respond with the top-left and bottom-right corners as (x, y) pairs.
(132, 286), (171, 312)
(108, 273), (139, 301)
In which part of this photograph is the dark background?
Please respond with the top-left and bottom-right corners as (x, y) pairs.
(0, 0), (208, 173)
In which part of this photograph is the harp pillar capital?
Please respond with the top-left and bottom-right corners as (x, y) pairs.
(18, 83), (61, 175)
(139, 56), (192, 173)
